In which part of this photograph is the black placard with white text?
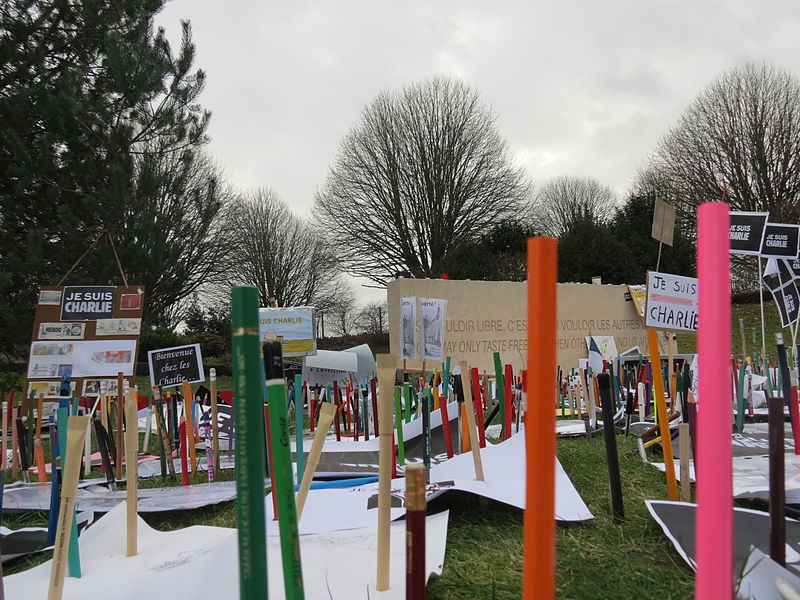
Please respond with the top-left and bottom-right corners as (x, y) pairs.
(760, 223), (800, 258)
(148, 344), (205, 389)
(729, 211), (769, 255)
(60, 286), (116, 321)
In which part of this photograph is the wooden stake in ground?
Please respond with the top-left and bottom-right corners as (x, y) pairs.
(522, 237), (557, 600)
(210, 369), (220, 472)
(47, 415), (90, 600)
(679, 423), (691, 502)
(116, 373), (124, 482)
(34, 394), (46, 482)
(376, 354), (396, 592)
(647, 329), (679, 502)
(296, 402), (337, 518)
(458, 364), (484, 482)
(1, 391), (10, 472)
(124, 389), (138, 557)
(405, 463), (427, 600)
(182, 380), (197, 473)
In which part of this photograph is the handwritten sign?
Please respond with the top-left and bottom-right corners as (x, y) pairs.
(148, 344), (205, 389)
(645, 271), (698, 333)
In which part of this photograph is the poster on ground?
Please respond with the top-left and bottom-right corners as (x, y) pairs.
(258, 306), (316, 357)
(645, 271), (698, 333)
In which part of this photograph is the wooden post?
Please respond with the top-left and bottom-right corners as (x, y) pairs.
(210, 368), (220, 471)
(182, 380), (197, 473)
(459, 362), (484, 481)
(296, 403), (337, 518)
(125, 389), (138, 556)
(679, 423), (691, 502)
(46, 416), (90, 600)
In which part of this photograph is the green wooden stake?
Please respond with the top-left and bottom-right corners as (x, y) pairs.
(394, 385), (405, 466)
(56, 407), (81, 578)
(737, 363), (747, 433)
(493, 352), (506, 435)
(231, 286), (268, 600)
(264, 342), (304, 600)
(404, 383), (412, 423)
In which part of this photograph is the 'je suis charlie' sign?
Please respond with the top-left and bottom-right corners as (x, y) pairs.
(60, 286), (116, 321)
(645, 271), (698, 333)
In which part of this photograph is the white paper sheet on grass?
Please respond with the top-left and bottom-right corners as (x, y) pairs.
(3, 480), (240, 513)
(6, 502), (449, 600)
(276, 428), (592, 535)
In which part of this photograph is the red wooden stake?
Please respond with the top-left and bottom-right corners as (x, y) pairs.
(504, 364), (513, 440)
(179, 419), (189, 486)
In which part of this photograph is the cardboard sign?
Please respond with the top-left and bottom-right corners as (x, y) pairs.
(645, 271), (698, 333)
(729, 211), (769, 255)
(60, 286), (116, 321)
(147, 344), (205, 389)
(400, 296), (417, 360)
(651, 199), (676, 246)
(760, 223), (800, 258)
(626, 284), (647, 318)
(763, 259), (800, 328)
(419, 297), (447, 361)
(27, 285), (144, 400)
(258, 306), (316, 357)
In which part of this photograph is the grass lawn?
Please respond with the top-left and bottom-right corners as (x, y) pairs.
(2, 432), (700, 599)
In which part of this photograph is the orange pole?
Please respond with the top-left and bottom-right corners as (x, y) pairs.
(522, 237), (557, 599)
(647, 329), (680, 501)
(182, 380), (197, 473)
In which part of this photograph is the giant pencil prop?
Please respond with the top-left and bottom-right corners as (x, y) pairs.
(376, 354), (396, 591)
(695, 202), (732, 600)
(231, 287), (268, 600)
(647, 329), (679, 501)
(522, 237), (556, 600)
(47, 416), (90, 600)
(263, 341), (305, 600)
(296, 402), (337, 518)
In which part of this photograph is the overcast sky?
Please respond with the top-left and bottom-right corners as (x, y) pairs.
(156, 0), (800, 301)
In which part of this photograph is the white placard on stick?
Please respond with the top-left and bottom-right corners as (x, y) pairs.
(645, 271), (698, 333)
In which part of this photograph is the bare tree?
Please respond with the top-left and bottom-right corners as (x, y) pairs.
(530, 176), (617, 238)
(640, 62), (800, 224)
(314, 76), (531, 285)
(325, 282), (359, 337)
(224, 188), (347, 309)
(355, 300), (388, 334)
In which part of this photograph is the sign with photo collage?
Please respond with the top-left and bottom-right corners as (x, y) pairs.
(26, 285), (145, 400)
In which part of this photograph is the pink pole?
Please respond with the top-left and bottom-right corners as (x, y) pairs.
(695, 201), (732, 599)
